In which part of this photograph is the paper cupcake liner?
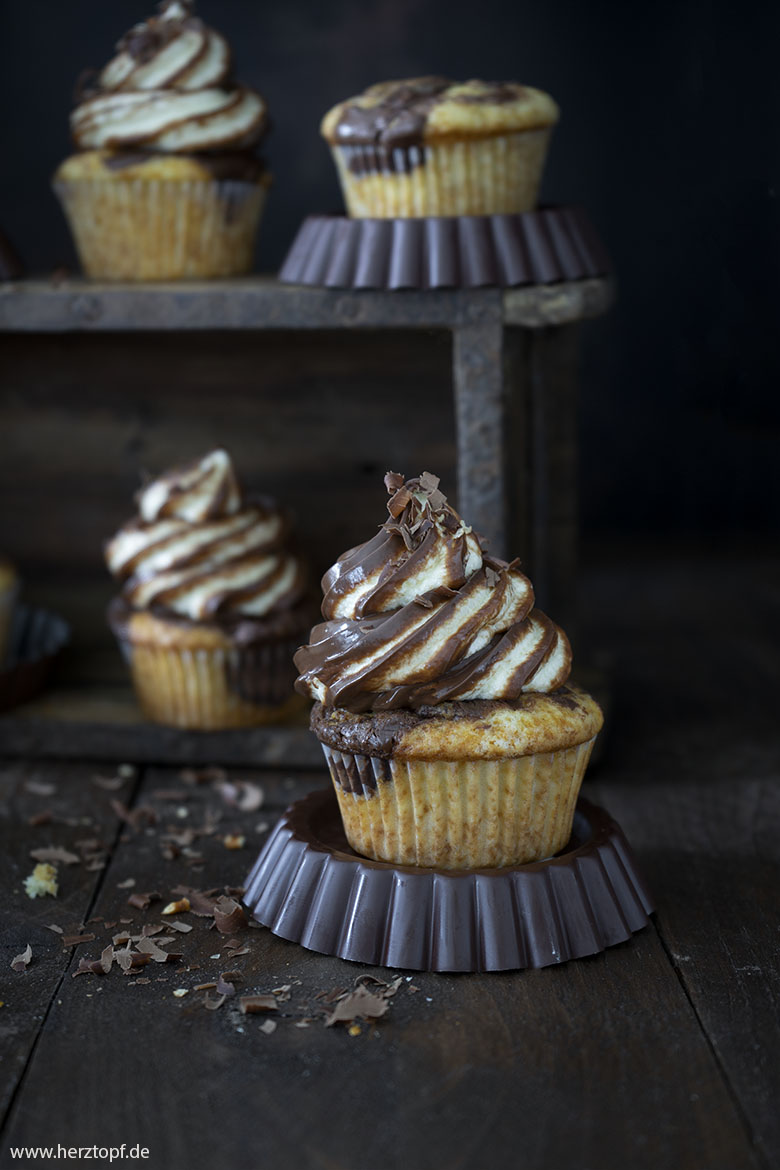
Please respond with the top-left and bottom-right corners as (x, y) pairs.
(116, 634), (302, 730)
(320, 739), (596, 869)
(278, 205), (611, 290)
(53, 177), (267, 281)
(330, 129), (552, 218)
(0, 605), (70, 712)
(243, 787), (654, 972)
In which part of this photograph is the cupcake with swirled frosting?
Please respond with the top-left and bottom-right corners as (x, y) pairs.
(53, 0), (270, 280)
(294, 472), (602, 869)
(106, 450), (311, 729)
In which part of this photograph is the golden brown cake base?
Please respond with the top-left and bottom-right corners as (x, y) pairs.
(112, 608), (304, 731)
(312, 688), (603, 868)
(53, 152), (269, 281)
(331, 130), (551, 218)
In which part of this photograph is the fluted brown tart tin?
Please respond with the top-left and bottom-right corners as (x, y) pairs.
(0, 605), (71, 712)
(243, 787), (652, 973)
(278, 205), (610, 291)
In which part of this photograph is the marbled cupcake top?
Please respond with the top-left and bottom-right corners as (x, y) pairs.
(71, 0), (267, 152)
(106, 450), (307, 622)
(294, 472), (571, 712)
(321, 77), (559, 149)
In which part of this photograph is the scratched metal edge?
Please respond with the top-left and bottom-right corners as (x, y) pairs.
(277, 206), (611, 291)
(242, 789), (652, 973)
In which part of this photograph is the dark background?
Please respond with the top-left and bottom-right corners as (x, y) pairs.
(1, 0), (778, 542)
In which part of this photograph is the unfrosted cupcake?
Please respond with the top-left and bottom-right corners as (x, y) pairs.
(294, 472), (602, 869)
(54, 0), (270, 280)
(320, 77), (559, 218)
(106, 450), (311, 729)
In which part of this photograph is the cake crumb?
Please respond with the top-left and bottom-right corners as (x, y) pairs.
(24, 863), (58, 898)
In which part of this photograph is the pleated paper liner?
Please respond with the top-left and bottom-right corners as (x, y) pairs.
(0, 605), (71, 712)
(243, 787), (653, 973)
(278, 205), (611, 291)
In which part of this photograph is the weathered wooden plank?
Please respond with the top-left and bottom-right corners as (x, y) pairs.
(0, 330), (455, 574)
(452, 318), (508, 557)
(0, 764), (760, 1170)
(0, 759), (141, 1121)
(588, 774), (780, 1170)
(0, 277), (611, 333)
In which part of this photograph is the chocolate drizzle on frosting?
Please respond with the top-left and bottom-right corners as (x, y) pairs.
(70, 0), (267, 153)
(106, 450), (308, 624)
(294, 472), (572, 712)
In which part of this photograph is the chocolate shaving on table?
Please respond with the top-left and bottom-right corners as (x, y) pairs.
(91, 773), (126, 791)
(11, 945), (32, 973)
(28, 810), (54, 827)
(324, 985), (391, 1027)
(136, 936), (182, 964)
(110, 799), (157, 831)
(215, 780), (264, 812)
(213, 896), (247, 934)
(259, 1019), (277, 1035)
(24, 780), (57, 797)
(45, 923), (64, 934)
(140, 923), (165, 937)
(116, 877), (136, 889)
(203, 993), (227, 1011)
(179, 766), (227, 786)
(99, 945), (114, 974)
(239, 995), (278, 1014)
(29, 846), (80, 866)
(216, 974), (236, 997)
(72, 956), (107, 978)
(127, 891), (160, 910)
(165, 920), (193, 933)
(61, 933), (97, 949)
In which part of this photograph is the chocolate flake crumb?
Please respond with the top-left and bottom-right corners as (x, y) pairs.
(25, 780), (57, 797)
(45, 923), (64, 935)
(110, 799), (157, 831)
(29, 846), (80, 866)
(216, 974), (236, 997)
(11, 944), (32, 973)
(128, 891), (160, 911)
(165, 920), (193, 933)
(213, 896), (247, 934)
(116, 878), (136, 889)
(239, 995), (278, 1014)
(203, 992), (227, 1011)
(259, 1019), (277, 1035)
(28, 810), (54, 827)
(61, 933), (97, 949)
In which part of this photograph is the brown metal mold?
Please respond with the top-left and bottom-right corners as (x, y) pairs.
(0, 605), (71, 712)
(243, 788), (653, 973)
(278, 205), (611, 291)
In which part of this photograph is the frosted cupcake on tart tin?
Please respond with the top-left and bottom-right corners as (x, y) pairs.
(294, 472), (602, 870)
(320, 76), (559, 219)
(54, 0), (270, 280)
(106, 450), (311, 730)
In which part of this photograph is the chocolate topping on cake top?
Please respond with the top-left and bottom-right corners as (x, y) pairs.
(294, 472), (571, 712)
(106, 450), (307, 623)
(70, 0), (267, 153)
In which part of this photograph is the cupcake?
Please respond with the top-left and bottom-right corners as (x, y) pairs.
(320, 77), (559, 219)
(106, 450), (311, 729)
(53, 0), (270, 280)
(0, 559), (19, 665)
(294, 472), (602, 869)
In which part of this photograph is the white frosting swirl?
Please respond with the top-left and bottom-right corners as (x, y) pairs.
(71, 1), (267, 153)
(106, 450), (306, 622)
(294, 473), (572, 711)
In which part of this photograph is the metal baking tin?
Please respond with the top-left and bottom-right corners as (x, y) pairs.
(0, 605), (70, 712)
(243, 787), (653, 973)
(278, 206), (610, 291)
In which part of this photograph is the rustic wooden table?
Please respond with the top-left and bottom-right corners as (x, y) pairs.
(1, 544), (777, 1170)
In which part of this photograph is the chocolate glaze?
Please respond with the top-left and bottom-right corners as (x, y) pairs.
(310, 688), (585, 759)
(332, 78), (530, 174)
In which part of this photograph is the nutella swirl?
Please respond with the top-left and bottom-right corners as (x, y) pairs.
(71, 1), (267, 152)
(294, 473), (571, 712)
(106, 450), (306, 622)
